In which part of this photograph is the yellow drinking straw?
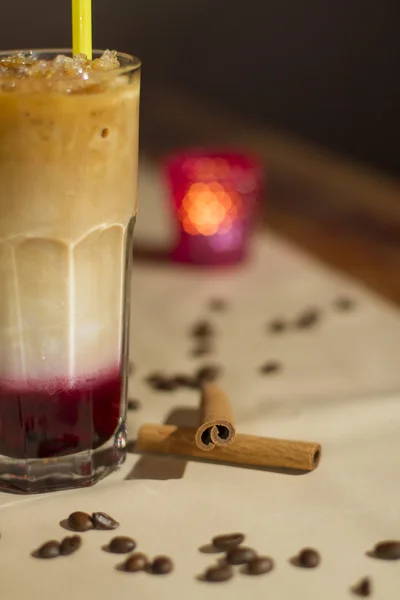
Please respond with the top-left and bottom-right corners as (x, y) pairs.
(72, 0), (92, 59)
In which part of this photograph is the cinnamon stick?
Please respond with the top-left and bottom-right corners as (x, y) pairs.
(136, 424), (321, 471)
(195, 383), (236, 451)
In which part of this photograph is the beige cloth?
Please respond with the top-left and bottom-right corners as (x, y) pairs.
(0, 161), (399, 599)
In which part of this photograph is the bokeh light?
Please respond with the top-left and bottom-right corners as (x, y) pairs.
(178, 181), (243, 236)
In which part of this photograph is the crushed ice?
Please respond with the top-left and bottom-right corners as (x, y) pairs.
(0, 50), (120, 79)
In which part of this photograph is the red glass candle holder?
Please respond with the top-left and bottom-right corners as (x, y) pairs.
(163, 149), (263, 266)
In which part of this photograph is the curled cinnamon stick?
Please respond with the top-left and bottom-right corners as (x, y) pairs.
(195, 383), (236, 451)
(136, 424), (321, 471)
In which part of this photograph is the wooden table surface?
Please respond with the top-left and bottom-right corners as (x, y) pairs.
(140, 83), (400, 305)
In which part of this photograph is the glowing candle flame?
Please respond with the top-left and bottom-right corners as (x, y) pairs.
(178, 181), (242, 236)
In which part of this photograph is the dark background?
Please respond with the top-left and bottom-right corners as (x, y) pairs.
(1, 0), (399, 176)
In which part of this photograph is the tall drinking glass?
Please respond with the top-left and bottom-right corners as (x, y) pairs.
(0, 50), (141, 493)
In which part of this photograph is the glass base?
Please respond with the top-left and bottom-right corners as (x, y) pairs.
(0, 419), (127, 494)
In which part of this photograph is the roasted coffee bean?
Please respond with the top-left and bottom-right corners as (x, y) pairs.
(226, 546), (257, 565)
(297, 548), (320, 568)
(36, 540), (61, 559)
(173, 374), (198, 389)
(91, 512), (119, 530)
(208, 298), (228, 312)
(146, 372), (178, 390)
(150, 376), (178, 391)
(335, 297), (356, 312)
(146, 372), (164, 385)
(127, 399), (141, 411)
(125, 552), (149, 572)
(191, 339), (213, 357)
(268, 319), (287, 334)
(352, 577), (372, 597)
(247, 556), (274, 575)
(373, 540), (400, 560)
(212, 533), (245, 551)
(259, 360), (281, 375)
(67, 511), (94, 532)
(191, 320), (214, 338)
(204, 564), (233, 582)
(159, 378), (179, 391)
(109, 536), (137, 554)
(60, 535), (82, 556)
(197, 364), (221, 384)
(296, 309), (320, 329)
(151, 556), (174, 575)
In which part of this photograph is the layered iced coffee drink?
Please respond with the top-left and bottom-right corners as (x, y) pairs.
(0, 50), (140, 492)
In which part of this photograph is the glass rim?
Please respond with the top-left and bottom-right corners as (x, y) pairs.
(0, 49), (141, 82)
